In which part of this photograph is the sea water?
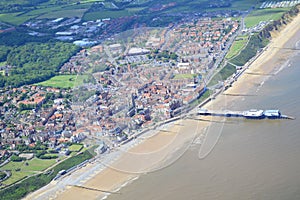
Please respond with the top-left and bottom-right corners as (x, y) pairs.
(107, 35), (300, 200)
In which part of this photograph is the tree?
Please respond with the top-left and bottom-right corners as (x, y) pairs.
(10, 155), (25, 162)
(1, 42), (80, 88)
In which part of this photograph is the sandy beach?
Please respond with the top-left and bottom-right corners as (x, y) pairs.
(25, 11), (300, 200)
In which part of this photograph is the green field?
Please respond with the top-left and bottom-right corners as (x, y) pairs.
(38, 8), (88, 19)
(0, 158), (57, 172)
(0, 0), (103, 24)
(226, 36), (249, 59)
(230, 0), (257, 10)
(0, 171), (35, 186)
(208, 63), (236, 87)
(0, 158), (57, 185)
(173, 74), (196, 79)
(83, 10), (132, 21)
(20, 6), (63, 17)
(68, 144), (83, 152)
(0, 12), (32, 25)
(36, 75), (89, 88)
(0, 148), (95, 199)
(245, 8), (289, 28)
(0, 0), (271, 26)
(189, 89), (210, 108)
(80, 0), (104, 3)
(166, 0), (258, 14)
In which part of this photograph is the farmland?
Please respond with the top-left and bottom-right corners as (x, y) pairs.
(0, 0), (102, 25)
(244, 8), (290, 28)
(38, 8), (88, 19)
(0, 0), (269, 26)
(83, 10), (132, 21)
(0, 12), (31, 25)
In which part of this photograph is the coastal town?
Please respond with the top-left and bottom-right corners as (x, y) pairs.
(0, 17), (239, 154)
(0, 0), (299, 198)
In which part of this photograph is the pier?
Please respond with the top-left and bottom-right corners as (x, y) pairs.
(198, 109), (295, 120)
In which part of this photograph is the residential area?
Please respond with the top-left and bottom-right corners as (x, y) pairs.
(0, 16), (239, 156)
(0, 0), (299, 198)
(0, 0), (295, 192)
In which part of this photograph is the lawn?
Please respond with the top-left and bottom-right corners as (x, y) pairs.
(173, 74), (196, 79)
(0, 158), (57, 172)
(226, 36), (249, 59)
(35, 75), (88, 89)
(68, 144), (83, 152)
(23, 158), (57, 171)
(244, 8), (289, 28)
(0, 158), (57, 186)
(0, 171), (35, 186)
(0, 161), (24, 171)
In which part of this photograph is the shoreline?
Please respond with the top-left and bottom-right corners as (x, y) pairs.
(25, 11), (300, 200)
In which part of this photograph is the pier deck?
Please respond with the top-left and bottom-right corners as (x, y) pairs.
(198, 109), (244, 117)
(197, 109), (295, 120)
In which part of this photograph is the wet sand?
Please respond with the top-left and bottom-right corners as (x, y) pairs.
(52, 119), (205, 200)
(25, 11), (300, 200)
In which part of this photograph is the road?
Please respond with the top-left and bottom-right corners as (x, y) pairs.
(204, 14), (249, 87)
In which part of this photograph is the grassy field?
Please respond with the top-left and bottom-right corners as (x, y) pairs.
(38, 8), (88, 19)
(35, 75), (88, 88)
(79, 0), (104, 3)
(68, 144), (83, 152)
(0, 6), (71, 25)
(0, 158), (57, 172)
(83, 9), (132, 21)
(173, 74), (196, 79)
(226, 36), (249, 59)
(208, 63), (236, 87)
(0, 0), (102, 24)
(0, 12), (32, 25)
(36, 3), (92, 19)
(230, 0), (257, 10)
(0, 0), (271, 26)
(0, 171), (35, 186)
(167, 0), (258, 14)
(0, 158), (57, 185)
(244, 8), (289, 28)
(0, 149), (95, 199)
